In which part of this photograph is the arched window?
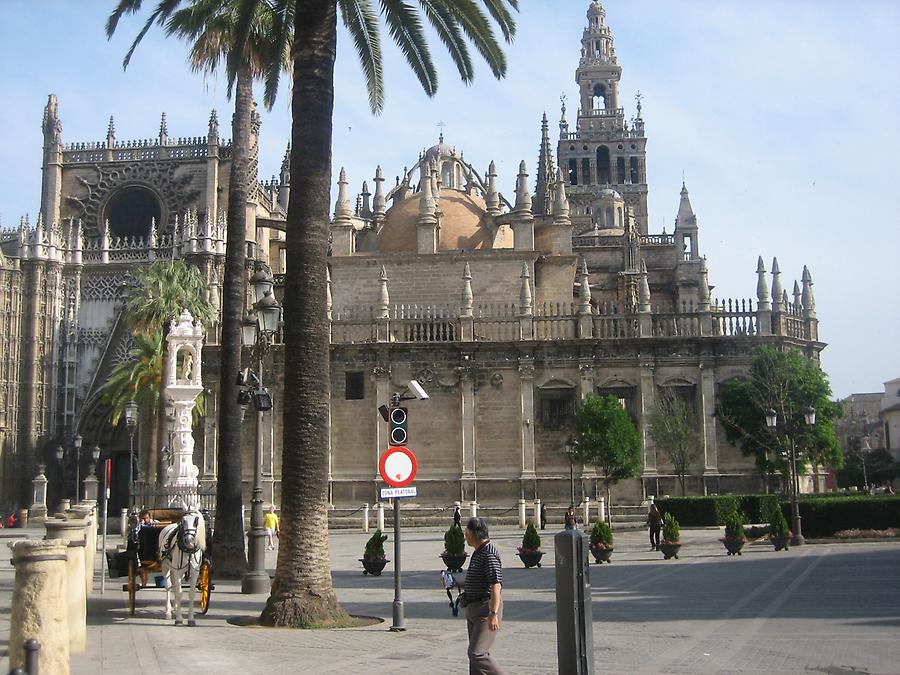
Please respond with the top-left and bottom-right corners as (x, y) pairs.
(596, 146), (611, 184)
(630, 157), (641, 184)
(568, 159), (578, 186)
(617, 207), (623, 228)
(616, 157), (626, 184)
(606, 208), (614, 228)
(104, 186), (162, 239)
(441, 161), (453, 188)
(581, 158), (591, 185)
(591, 84), (607, 111)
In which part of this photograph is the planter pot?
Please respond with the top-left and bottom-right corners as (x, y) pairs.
(770, 535), (790, 552)
(360, 558), (389, 576)
(440, 552), (468, 573)
(658, 542), (681, 560)
(723, 539), (745, 556)
(590, 546), (614, 564)
(517, 550), (544, 568)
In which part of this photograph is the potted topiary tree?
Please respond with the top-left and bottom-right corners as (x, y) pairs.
(589, 520), (614, 564)
(722, 511), (746, 556)
(360, 529), (389, 576)
(440, 524), (468, 572)
(769, 509), (790, 551)
(659, 512), (682, 560)
(517, 522), (544, 568)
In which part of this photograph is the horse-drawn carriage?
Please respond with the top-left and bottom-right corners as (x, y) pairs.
(108, 507), (213, 623)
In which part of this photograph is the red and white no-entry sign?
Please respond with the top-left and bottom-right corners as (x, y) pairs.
(379, 446), (418, 488)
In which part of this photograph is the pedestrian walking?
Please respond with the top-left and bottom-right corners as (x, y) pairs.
(441, 517), (508, 675)
(647, 503), (662, 550)
(564, 506), (577, 530)
(264, 505), (280, 550)
(453, 505), (461, 528)
(539, 502), (547, 530)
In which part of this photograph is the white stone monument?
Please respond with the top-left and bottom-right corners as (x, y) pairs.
(164, 309), (204, 507)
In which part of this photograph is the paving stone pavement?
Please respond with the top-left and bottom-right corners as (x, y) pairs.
(3, 525), (900, 674)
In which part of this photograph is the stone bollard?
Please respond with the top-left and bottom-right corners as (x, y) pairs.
(376, 502), (385, 532)
(30, 464), (49, 522)
(533, 499), (541, 528)
(68, 506), (96, 596)
(598, 497), (606, 523)
(469, 501), (478, 518)
(9, 539), (70, 675)
(83, 474), (99, 503)
(56, 499), (71, 515)
(18, 508), (29, 528)
(583, 497), (591, 526)
(120, 508), (130, 539)
(44, 517), (88, 654)
(362, 503), (370, 533)
(518, 499), (527, 529)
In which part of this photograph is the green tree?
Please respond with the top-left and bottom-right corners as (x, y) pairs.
(574, 394), (642, 523)
(107, 1), (291, 578)
(717, 346), (843, 493)
(647, 387), (700, 496)
(259, 0), (518, 627)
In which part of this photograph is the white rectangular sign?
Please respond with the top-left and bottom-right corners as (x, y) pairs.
(380, 486), (418, 499)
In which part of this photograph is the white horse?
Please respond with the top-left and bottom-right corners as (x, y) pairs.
(158, 508), (206, 626)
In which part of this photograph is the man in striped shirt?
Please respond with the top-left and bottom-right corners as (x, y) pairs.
(443, 517), (508, 675)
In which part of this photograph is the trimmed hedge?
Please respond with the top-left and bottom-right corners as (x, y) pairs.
(796, 496), (900, 537)
(656, 496), (739, 526)
(738, 495), (781, 524)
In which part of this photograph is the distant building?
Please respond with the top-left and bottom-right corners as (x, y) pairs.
(879, 377), (900, 462)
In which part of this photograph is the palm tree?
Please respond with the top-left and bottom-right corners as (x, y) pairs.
(258, 0), (519, 627)
(122, 260), (215, 486)
(107, 1), (291, 578)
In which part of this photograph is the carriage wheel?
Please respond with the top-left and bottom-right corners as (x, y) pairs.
(198, 559), (212, 615)
(127, 559), (137, 616)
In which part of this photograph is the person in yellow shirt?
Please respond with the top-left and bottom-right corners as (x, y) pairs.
(264, 505), (280, 550)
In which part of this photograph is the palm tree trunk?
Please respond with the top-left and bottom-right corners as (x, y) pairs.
(213, 62), (253, 578)
(260, 0), (346, 627)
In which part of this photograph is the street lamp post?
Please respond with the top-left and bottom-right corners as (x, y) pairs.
(73, 434), (83, 500)
(241, 268), (281, 595)
(766, 406), (815, 546)
(56, 435), (83, 502)
(124, 399), (139, 509)
(564, 435), (578, 508)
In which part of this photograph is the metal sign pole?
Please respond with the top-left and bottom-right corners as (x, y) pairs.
(390, 496), (405, 631)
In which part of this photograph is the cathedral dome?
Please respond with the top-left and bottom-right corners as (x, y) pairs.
(377, 189), (496, 253)
(424, 135), (455, 163)
(598, 188), (622, 200)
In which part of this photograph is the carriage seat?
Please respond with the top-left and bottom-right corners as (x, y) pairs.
(147, 508), (184, 524)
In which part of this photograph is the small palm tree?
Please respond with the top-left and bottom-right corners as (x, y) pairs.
(107, 0), (291, 578)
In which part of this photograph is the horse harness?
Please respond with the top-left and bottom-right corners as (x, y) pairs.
(160, 514), (203, 574)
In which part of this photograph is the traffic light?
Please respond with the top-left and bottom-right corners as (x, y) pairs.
(389, 406), (408, 446)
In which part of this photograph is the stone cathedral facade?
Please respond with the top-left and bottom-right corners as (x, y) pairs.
(0, 1), (823, 513)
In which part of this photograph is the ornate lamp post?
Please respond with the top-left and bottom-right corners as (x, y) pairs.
(241, 267), (281, 594)
(55, 435), (83, 501)
(564, 435), (579, 508)
(124, 399), (139, 508)
(766, 405), (815, 546)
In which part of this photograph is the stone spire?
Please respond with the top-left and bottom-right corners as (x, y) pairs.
(377, 265), (390, 319)
(552, 168), (570, 225)
(534, 113), (556, 215)
(461, 262), (474, 318)
(485, 161), (500, 216)
(106, 116), (116, 148)
(756, 256), (770, 310)
(792, 280), (802, 310)
(372, 165), (386, 220)
(519, 262), (533, 317)
(675, 181), (696, 228)
(801, 265), (816, 317)
(698, 256), (710, 311)
(418, 167), (436, 221)
(334, 167), (352, 221)
(417, 165), (438, 254)
(558, 93), (568, 138)
(278, 144), (290, 210)
(578, 257), (592, 314)
(771, 257), (783, 311)
(159, 112), (168, 145)
(514, 161), (532, 213)
(639, 259), (651, 313)
(208, 109), (219, 144)
(42, 94), (62, 145)
(360, 181), (371, 217)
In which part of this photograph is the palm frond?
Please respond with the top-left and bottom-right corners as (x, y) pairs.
(262, 0), (294, 109)
(379, 0), (438, 97)
(225, 0), (264, 98)
(440, 0), (506, 79)
(340, 0), (385, 113)
(418, 0), (474, 84)
(477, 0), (517, 43)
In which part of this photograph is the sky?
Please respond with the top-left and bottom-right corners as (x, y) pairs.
(0, 0), (898, 399)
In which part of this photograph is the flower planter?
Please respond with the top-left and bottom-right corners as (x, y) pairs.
(440, 552), (468, 573)
(770, 535), (790, 551)
(517, 550), (544, 568)
(723, 539), (745, 556)
(590, 546), (614, 564)
(360, 557), (389, 576)
(658, 542), (681, 560)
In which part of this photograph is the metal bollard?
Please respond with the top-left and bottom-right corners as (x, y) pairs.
(362, 503), (370, 533)
(24, 639), (40, 675)
(555, 528), (595, 675)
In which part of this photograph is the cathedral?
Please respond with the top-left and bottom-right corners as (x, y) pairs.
(0, 1), (823, 515)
